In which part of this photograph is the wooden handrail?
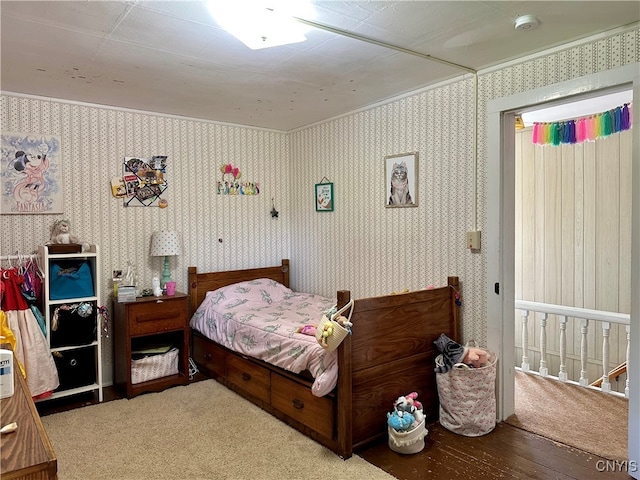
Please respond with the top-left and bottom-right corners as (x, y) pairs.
(590, 361), (627, 387)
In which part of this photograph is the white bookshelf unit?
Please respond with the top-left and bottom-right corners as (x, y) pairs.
(37, 244), (103, 402)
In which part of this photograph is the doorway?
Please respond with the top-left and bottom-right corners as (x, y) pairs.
(515, 88), (632, 392)
(486, 63), (639, 477)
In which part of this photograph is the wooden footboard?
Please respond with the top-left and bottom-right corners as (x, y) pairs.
(348, 276), (460, 450)
(188, 261), (459, 459)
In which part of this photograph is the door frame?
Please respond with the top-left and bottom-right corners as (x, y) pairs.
(486, 63), (639, 475)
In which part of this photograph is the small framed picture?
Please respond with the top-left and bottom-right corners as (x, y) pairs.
(315, 182), (334, 212)
(385, 152), (418, 208)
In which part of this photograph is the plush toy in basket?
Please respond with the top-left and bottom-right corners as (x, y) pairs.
(315, 300), (354, 352)
(387, 392), (428, 454)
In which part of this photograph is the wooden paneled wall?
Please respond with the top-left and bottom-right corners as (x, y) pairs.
(514, 126), (632, 392)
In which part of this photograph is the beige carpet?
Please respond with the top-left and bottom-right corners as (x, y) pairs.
(41, 380), (395, 480)
(506, 370), (628, 461)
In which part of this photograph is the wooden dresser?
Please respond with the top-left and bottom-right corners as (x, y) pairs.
(0, 351), (57, 480)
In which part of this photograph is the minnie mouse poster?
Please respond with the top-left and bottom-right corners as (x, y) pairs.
(1, 132), (62, 214)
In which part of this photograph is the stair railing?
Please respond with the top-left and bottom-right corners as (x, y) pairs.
(515, 300), (630, 398)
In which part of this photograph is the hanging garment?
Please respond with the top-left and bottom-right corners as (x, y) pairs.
(0, 310), (26, 377)
(21, 290), (46, 336)
(20, 256), (44, 313)
(1, 268), (59, 397)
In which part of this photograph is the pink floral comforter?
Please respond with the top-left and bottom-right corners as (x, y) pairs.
(189, 278), (338, 396)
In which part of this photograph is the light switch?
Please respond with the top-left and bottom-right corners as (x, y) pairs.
(467, 231), (481, 250)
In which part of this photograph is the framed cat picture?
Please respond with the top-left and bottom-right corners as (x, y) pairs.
(385, 152), (418, 208)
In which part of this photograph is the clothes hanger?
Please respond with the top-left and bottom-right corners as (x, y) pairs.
(17, 253), (26, 275)
(32, 252), (45, 280)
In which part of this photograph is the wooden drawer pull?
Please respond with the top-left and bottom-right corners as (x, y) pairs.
(292, 398), (304, 410)
(241, 372), (252, 381)
(204, 353), (212, 361)
(137, 310), (180, 323)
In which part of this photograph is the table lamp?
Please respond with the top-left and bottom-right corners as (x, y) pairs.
(149, 231), (181, 288)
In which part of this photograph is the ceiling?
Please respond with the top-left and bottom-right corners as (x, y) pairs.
(1, 1), (639, 131)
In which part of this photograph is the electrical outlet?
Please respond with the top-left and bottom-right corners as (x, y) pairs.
(467, 231), (481, 250)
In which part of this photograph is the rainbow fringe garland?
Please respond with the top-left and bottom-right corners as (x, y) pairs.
(533, 103), (632, 146)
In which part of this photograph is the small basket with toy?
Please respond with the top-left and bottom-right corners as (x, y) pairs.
(315, 300), (354, 352)
(387, 392), (428, 454)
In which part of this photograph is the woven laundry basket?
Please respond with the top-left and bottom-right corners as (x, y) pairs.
(388, 420), (428, 454)
(131, 348), (179, 384)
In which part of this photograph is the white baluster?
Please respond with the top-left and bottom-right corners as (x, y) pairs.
(558, 316), (568, 381)
(600, 322), (611, 392)
(521, 310), (530, 372)
(579, 319), (589, 386)
(625, 325), (630, 398)
(539, 313), (548, 377)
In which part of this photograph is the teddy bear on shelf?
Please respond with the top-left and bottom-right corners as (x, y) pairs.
(47, 219), (90, 252)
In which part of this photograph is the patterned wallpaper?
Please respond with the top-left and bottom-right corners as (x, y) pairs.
(291, 26), (639, 349)
(1, 26), (638, 385)
(288, 79), (476, 307)
(0, 102), (291, 383)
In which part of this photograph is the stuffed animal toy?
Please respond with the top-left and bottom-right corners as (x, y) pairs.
(433, 333), (490, 372)
(393, 392), (425, 426)
(405, 391), (423, 410)
(463, 347), (490, 368)
(387, 410), (415, 432)
(47, 219), (90, 252)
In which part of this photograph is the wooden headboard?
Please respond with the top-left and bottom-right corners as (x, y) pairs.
(188, 259), (290, 316)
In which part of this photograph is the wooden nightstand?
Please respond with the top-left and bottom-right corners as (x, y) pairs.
(113, 293), (190, 398)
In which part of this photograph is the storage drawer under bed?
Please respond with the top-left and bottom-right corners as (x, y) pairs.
(227, 354), (271, 404)
(192, 333), (226, 378)
(271, 374), (334, 439)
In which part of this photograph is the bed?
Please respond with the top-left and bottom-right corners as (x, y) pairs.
(188, 259), (460, 459)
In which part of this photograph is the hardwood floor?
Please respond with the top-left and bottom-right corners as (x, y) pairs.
(37, 382), (634, 480)
(359, 422), (635, 480)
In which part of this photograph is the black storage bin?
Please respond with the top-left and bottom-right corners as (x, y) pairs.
(50, 302), (97, 347)
(53, 347), (96, 390)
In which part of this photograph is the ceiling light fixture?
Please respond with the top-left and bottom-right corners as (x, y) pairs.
(207, 0), (313, 50)
(514, 14), (539, 31)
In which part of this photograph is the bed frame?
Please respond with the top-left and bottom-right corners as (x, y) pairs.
(188, 259), (460, 459)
